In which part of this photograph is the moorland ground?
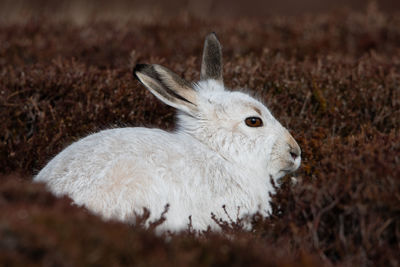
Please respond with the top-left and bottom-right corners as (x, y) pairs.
(0, 2), (399, 266)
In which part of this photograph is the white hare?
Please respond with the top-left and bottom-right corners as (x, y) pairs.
(34, 33), (301, 232)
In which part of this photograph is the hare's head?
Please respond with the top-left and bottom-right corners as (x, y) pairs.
(134, 33), (301, 182)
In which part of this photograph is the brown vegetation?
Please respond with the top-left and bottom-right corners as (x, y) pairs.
(1, 3), (399, 266)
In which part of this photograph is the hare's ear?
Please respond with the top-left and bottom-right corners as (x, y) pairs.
(134, 64), (197, 115)
(200, 32), (223, 85)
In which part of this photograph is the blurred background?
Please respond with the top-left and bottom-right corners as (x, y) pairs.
(1, 0), (399, 266)
(1, 0), (400, 23)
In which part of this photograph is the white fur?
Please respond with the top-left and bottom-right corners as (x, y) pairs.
(34, 35), (301, 232)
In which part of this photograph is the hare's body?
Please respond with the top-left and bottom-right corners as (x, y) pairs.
(36, 126), (270, 231)
(35, 34), (301, 232)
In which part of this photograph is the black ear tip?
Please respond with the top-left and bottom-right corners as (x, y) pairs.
(207, 32), (219, 41)
(133, 63), (147, 73)
(133, 64), (148, 80)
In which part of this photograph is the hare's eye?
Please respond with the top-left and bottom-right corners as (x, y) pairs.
(245, 117), (263, 127)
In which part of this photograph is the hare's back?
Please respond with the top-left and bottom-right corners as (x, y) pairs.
(34, 127), (191, 196)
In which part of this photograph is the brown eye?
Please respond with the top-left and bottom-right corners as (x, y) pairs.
(245, 117), (263, 127)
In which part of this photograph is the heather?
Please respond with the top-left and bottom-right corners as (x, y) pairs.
(1, 3), (399, 266)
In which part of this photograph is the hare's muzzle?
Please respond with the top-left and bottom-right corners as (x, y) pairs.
(286, 135), (301, 172)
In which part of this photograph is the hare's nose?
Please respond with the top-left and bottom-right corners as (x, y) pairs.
(289, 144), (301, 161)
(286, 131), (301, 162)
